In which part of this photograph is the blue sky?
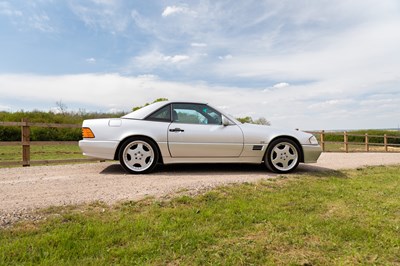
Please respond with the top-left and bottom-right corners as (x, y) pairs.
(0, 0), (400, 129)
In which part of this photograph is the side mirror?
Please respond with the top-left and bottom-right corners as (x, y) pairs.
(222, 116), (231, 126)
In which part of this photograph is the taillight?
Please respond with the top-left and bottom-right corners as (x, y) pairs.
(82, 127), (95, 138)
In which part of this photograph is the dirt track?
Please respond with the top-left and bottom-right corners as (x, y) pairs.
(1, 153), (400, 217)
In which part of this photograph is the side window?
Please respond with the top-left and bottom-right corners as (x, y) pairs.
(146, 104), (171, 122)
(172, 103), (222, 125)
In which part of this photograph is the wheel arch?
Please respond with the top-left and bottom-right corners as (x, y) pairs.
(114, 135), (164, 164)
(265, 135), (304, 163)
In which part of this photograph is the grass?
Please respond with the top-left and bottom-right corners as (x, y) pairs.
(0, 144), (86, 162)
(1, 165), (400, 265)
(324, 142), (400, 152)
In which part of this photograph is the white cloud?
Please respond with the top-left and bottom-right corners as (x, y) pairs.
(1, 73), (399, 130)
(29, 14), (54, 32)
(263, 82), (290, 92)
(90, 0), (117, 5)
(163, 55), (189, 63)
(273, 82), (289, 89)
(218, 54), (233, 60)
(191, 42), (207, 47)
(0, 2), (23, 16)
(69, 0), (129, 33)
(85, 58), (96, 63)
(307, 99), (354, 110)
(161, 6), (192, 17)
(0, 2), (54, 32)
(131, 9), (155, 33)
(125, 50), (191, 72)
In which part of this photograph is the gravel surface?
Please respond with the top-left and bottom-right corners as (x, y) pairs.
(1, 152), (400, 227)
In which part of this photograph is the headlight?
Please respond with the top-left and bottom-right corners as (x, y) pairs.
(308, 136), (319, 145)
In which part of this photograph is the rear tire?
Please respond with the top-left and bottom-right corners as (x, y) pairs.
(118, 137), (159, 174)
(265, 138), (300, 173)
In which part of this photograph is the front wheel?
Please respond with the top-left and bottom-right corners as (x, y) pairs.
(119, 137), (159, 174)
(265, 138), (300, 173)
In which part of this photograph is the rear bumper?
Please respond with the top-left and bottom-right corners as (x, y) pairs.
(301, 144), (322, 163)
(79, 140), (119, 160)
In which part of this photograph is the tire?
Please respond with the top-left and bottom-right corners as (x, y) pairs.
(265, 138), (300, 173)
(118, 137), (159, 174)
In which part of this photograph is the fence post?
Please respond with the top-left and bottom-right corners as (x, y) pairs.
(384, 134), (388, 152)
(320, 130), (325, 152)
(365, 133), (369, 152)
(21, 118), (30, 167)
(344, 131), (348, 153)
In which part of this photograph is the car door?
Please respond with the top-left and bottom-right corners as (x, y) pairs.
(168, 103), (244, 157)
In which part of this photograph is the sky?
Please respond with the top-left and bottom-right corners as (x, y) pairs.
(0, 0), (400, 130)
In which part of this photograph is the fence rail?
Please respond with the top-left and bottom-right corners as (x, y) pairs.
(0, 119), (97, 167)
(306, 130), (400, 153)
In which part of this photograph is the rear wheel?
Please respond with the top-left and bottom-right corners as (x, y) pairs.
(119, 137), (159, 174)
(265, 138), (300, 173)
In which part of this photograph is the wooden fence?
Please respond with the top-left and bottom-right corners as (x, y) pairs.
(307, 130), (400, 153)
(0, 119), (97, 167)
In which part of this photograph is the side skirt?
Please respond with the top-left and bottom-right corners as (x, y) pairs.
(162, 156), (262, 165)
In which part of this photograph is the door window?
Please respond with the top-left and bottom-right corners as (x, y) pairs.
(172, 103), (222, 125)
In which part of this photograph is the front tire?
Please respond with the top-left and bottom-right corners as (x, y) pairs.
(119, 137), (159, 174)
(265, 138), (300, 173)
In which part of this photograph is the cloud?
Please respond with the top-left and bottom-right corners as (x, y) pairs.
(163, 55), (189, 63)
(218, 54), (233, 60)
(191, 42), (207, 47)
(161, 6), (192, 17)
(0, 2), (54, 32)
(85, 58), (96, 63)
(263, 82), (290, 92)
(0, 2), (23, 16)
(273, 82), (289, 89)
(125, 50), (191, 72)
(69, 0), (129, 33)
(1, 73), (399, 130)
(29, 14), (54, 32)
(307, 99), (354, 110)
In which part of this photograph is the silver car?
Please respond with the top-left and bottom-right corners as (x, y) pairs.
(79, 101), (322, 174)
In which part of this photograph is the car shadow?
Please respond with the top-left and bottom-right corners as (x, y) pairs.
(296, 164), (348, 178)
(100, 163), (270, 176)
(100, 163), (345, 177)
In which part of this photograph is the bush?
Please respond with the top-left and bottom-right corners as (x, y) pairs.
(0, 111), (124, 141)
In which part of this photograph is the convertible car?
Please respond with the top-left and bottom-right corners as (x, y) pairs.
(79, 101), (322, 174)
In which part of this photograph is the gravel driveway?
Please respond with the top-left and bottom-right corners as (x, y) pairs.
(1, 153), (400, 226)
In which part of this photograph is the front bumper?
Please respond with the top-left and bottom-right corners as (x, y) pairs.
(301, 144), (322, 163)
(79, 140), (119, 160)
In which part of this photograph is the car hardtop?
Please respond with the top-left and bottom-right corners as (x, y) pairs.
(122, 101), (211, 120)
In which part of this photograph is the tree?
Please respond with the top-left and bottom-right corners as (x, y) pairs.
(236, 116), (271, 125)
(253, 117), (271, 126)
(236, 116), (254, 124)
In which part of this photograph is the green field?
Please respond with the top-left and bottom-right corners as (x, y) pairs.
(0, 144), (86, 163)
(1, 165), (399, 265)
(323, 142), (400, 152)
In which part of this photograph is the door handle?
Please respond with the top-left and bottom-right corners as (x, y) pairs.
(169, 128), (184, 132)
